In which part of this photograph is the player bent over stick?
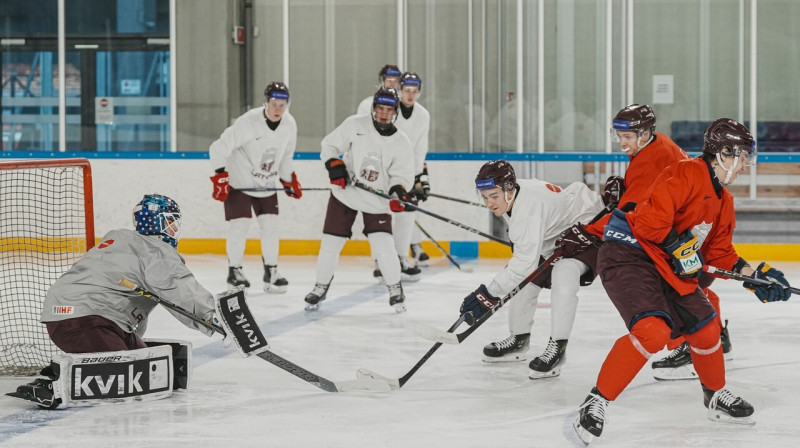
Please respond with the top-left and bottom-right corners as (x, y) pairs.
(6, 195), (238, 409)
(573, 119), (794, 444)
(458, 160), (619, 379)
(305, 86), (414, 313)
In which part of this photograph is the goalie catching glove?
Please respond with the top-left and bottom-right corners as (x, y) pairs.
(459, 284), (499, 324)
(556, 224), (600, 258)
(744, 262), (792, 303)
(661, 229), (703, 279)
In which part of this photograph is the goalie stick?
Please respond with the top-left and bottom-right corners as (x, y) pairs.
(414, 201), (617, 345)
(119, 278), (391, 393)
(353, 180), (512, 247)
(703, 265), (799, 295)
(414, 220), (473, 272)
(356, 315), (467, 389)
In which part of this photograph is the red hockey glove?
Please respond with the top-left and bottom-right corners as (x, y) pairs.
(389, 185), (409, 212)
(280, 172), (303, 199)
(325, 158), (349, 188)
(210, 171), (230, 202)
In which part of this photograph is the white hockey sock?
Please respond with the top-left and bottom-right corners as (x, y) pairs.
(508, 282), (542, 336)
(549, 258), (589, 340)
(369, 232), (401, 285)
(410, 219), (423, 245)
(226, 218), (251, 267)
(315, 234), (346, 284)
(393, 211), (415, 262)
(257, 214), (280, 266)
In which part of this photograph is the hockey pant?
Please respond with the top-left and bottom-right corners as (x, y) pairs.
(596, 316), (725, 401)
(508, 257), (589, 340)
(666, 288), (722, 350)
(226, 215), (280, 266)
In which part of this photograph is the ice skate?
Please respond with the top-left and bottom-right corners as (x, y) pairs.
(410, 243), (429, 267)
(263, 264), (288, 294)
(227, 266), (250, 289)
(703, 385), (755, 425)
(482, 333), (530, 362)
(6, 378), (61, 410)
(652, 341), (698, 381)
(573, 387), (610, 445)
(399, 257), (421, 283)
(373, 262), (385, 285)
(387, 282), (406, 313)
(528, 338), (568, 379)
(721, 319), (732, 358)
(304, 282), (330, 311)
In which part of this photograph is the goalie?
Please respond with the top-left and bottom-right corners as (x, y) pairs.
(7, 194), (234, 409)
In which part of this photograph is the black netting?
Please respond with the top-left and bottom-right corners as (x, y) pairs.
(0, 161), (90, 375)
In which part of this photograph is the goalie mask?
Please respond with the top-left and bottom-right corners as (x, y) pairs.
(133, 194), (182, 248)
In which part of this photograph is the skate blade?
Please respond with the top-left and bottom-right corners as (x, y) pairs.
(355, 368), (400, 390)
(481, 353), (528, 363)
(707, 409), (756, 426)
(401, 273), (421, 283)
(263, 284), (288, 294)
(528, 366), (562, 379)
(392, 303), (407, 313)
(653, 365), (698, 381)
(572, 418), (595, 445)
(304, 303), (320, 311)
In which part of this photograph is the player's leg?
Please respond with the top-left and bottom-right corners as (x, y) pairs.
(305, 195), (356, 310)
(392, 210), (420, 282)
(482, 282), (541, 362)
(409, 222), (430, 267)
(224, 190), (254, 288)
(364, 212), (405, 312)
(253, 195), (287, 294)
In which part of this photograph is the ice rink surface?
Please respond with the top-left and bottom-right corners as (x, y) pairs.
(1, 255), (799, 448)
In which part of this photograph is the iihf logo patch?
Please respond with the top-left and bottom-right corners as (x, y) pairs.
(53, 306), (74, 315)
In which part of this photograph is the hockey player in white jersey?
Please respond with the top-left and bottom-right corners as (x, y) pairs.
(306, 86), (414, 313)
(458, 161), (606, 379)
(356, 64), (402, 116)
(373, 72), (430, 282)
(209, 81), (301, 294)
(8, 194), (218, 409)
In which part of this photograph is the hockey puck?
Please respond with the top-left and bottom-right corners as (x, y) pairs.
(459, 265), (474, 273)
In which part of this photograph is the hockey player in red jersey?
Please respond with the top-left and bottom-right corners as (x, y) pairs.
(573, 118), (793, 444)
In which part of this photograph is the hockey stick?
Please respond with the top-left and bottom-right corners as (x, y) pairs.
(356, 314), (468, 389)
(235, 187), (331, 192)
(428, 192), (487, 209)
(414, 220), (473, 273)
(353, 180), (512, 247)
(414, 202), (617, 345)
(119, 278), (391, 393)
(703, 265), (799, 295)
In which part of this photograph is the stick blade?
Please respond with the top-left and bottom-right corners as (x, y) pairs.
(334, 378), (394, 393)
(410, 321), (460, 344)
(355, 368), (400, 390)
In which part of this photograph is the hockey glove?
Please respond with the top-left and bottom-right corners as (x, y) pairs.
(389, 185), (410, 212)
(662, 229), (703, 279)
(459, 284), (499, 324)
(280, 171), (303, 199)
(556, 224), (601, 258)
(743, 262), (791, 303)
(413, 166), (431, 201)
(210, 170), (230, 202)
(602, 175), (625, 207)
(325, 158), (349, 188)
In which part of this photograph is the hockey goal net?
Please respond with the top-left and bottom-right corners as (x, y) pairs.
(0, 158), (94, 375)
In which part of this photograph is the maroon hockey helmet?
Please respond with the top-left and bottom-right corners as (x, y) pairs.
(399, 72), (422, 90)
(264, 81), (290, 101)
(703, 118), (757, 165)
(372, 86), (399, 112)
(475, 160), (516, 191)
(611, 104), (656, 134)
(379, 64), (402, 84)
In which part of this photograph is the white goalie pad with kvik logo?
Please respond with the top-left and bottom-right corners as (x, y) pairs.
(52, 344), (174, 407)
(214, 288), (270, 357)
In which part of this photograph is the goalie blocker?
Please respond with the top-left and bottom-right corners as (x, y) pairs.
(7, 340), (191, 409)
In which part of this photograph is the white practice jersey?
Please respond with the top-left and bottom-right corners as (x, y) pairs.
(395, 103), (430, 175)
(487, 179), (604, 297)
(41, 229), (216, 337)
(321, 114), (414, 214)
(356, 96), (373, 117)
(209, 107), (298, 198)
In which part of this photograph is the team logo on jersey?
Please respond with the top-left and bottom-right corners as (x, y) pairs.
(545, 183), (562, 193)
(98, 239), (115, 249)
(359, 154), (382, 183)
(691, 221), (713, 248)
(52, 306), (74, 315)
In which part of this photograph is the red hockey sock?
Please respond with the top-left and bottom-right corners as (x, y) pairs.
(685, 321), (725, 390)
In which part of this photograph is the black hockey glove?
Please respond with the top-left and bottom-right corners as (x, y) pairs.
(556, 224), (601, 258)
(389, 185), (409, 212)
(661, 229), (703, 279)
(602, 175), (625, 207)
(459, 284), (499, 324)
(413, 166), (431, 201)
(743, 262), (791, 303)
(325, 158), (349, 188)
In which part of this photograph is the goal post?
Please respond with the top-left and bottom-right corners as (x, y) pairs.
(0, 158), (94, 375)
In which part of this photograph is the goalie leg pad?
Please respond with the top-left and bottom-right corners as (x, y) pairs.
(214, 289), (270, 357)
(144, 339), (192, 390)
(54, 345), (174, 407)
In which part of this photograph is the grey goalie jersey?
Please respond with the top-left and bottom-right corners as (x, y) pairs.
(41, 229), (216, 337)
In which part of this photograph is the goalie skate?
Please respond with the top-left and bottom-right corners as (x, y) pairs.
(6, 378), (61, 410)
